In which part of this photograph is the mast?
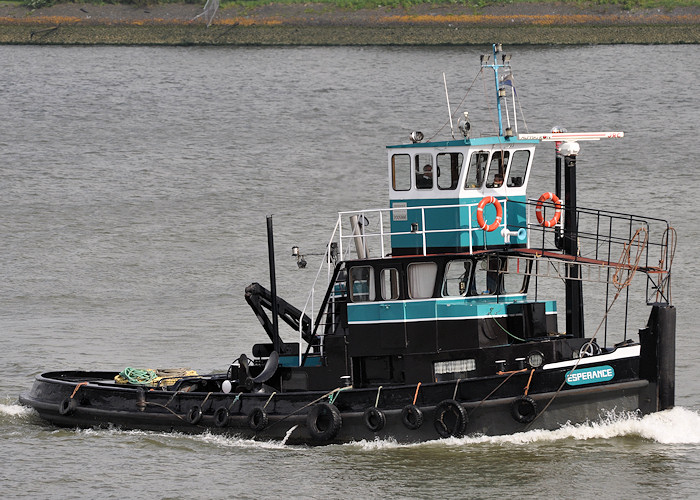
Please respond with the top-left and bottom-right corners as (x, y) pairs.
(561, 143), (584, 338)
(481, 43), (512, 137)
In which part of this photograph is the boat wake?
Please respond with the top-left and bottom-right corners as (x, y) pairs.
(5, 401), (699, 448)
(350, 406), (700, 450)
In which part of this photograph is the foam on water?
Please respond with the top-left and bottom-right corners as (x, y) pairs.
(350, 407), (700, 450)
(0, 402), (34, 419)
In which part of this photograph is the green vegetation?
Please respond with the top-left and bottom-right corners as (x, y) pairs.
(14, 0), (700, 10)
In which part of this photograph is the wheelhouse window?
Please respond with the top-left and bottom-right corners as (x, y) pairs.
(472, 256), (503, 295)
(391, 154), (411, 191)
(380, 268), (401, 301)
(415, 154), (433, 190)
(436, 152), (463, 190)
(407, 262), (438, 299)
(486, 151), (509, 188)
(465, 151), (488, 189)
(442, 259), (473, 297)
(507, 150), (530, 187)
(349, 266), (375, 302)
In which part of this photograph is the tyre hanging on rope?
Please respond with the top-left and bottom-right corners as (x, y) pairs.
(535, 192), (562, 228)
(213, 407), (229, 428)
(58, 398), (77, 416)
(306, 402), (342, 442)
(401, 404), (424, 430)
(187, 405), (203, 425)
(476, 196), (503, 232)
(433, 399), (468, 438)
(363, 407), (386, 432)
(511, 395), (538, 424)
(248, 407), (268, 431)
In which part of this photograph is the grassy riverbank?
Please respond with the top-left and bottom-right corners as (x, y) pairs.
(1, 1), (699, 45)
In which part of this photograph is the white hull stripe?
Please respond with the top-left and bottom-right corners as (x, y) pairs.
(542, 344), (640, 370)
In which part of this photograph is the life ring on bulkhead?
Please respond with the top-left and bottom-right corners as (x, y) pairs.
(187, 405), (203, 425)
(510, 395), (538, 424)
(433, 399), (468, 438)
(476, 196), (503, 232)
(535, 192), (562, 228)
(401, 404), (424, 430)
(213, 407), (229, 428)
(306, 402), (342, 442)
(248, 407), (268, 431)
(58, 397), (77, 416)
(363, 407), (386, 432)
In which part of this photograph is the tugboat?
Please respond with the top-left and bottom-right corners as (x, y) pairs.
(20, 44), (675, 445)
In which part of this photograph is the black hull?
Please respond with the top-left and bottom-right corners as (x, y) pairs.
(19, 358), (658, 445)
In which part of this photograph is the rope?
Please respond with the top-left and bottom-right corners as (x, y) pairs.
(375, 386), (383, 408)
(412, 382), (422, 405)
(227, 392), (242, 411)
(200, 391), (213, 409)
(263, 392), (276, 409)
(144, 401), (188, 422)
(117, 367), (158, 385)
(523, 369), (535, 396)
(70, 382), (88, 399)
(468, 370), (523, 418)
(491, 313), (527, 342)
(452, 379), (461, 400)
(265, 386), (350, 431)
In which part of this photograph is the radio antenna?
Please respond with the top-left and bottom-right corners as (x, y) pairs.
(443, 73), (455, 139)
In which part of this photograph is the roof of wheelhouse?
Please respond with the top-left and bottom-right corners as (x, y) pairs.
(387, 136), (539, 149)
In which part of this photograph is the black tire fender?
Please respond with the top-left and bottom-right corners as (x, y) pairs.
(58, 398), (77, 416)
(363, 406), (386, 432)
(187, 405), (203, 425)
(306, 402), (342, 441)
(248, 407), (268, 431)
(401, 404), (424, 430)
(213, 407), (229, 428)
(511, 395), (538, 424)
(433, 399), (468, 438)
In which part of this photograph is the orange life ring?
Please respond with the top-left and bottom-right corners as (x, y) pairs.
(535, 192), (562, 228)
(476, 196), (503, 232)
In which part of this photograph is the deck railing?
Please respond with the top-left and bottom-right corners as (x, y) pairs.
(297, 199), (674, 359)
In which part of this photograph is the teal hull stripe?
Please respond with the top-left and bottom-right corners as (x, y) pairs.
(347, 297), (557, 323)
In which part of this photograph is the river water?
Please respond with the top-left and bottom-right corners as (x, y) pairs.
(1, 44), (699, 498)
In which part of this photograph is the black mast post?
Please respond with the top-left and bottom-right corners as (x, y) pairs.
(267, 215), (281, 353)
(554, 142), (564, 250)
(563, 152), (584, 338)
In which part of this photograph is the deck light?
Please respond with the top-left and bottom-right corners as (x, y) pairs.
(505, 127), (514, 137)
(480, 54), (491, 66)
(495, 43), (503, 53)
(410, 131), (424, 143)
(292, 246), (299, 256)
(498, 88), (507, 97)
(502, 54), (511, 64)
(411, 223), (419, 233)
(527, 351), (545, 368)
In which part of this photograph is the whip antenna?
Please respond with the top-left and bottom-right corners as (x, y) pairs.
(443, 73), (455, 139)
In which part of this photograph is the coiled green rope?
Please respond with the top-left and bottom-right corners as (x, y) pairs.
(118, 367), (158, 385)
